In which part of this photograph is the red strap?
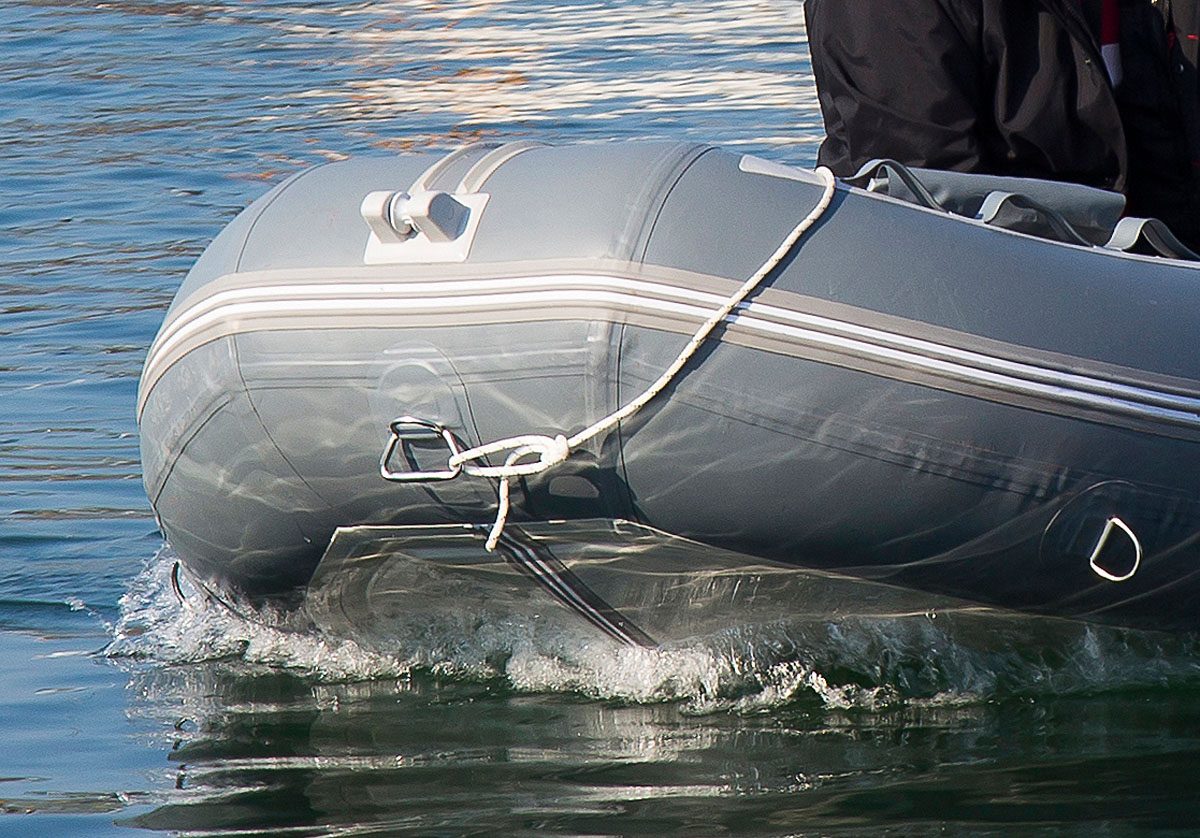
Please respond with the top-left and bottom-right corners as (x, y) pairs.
(1101, 0), (1120, 45)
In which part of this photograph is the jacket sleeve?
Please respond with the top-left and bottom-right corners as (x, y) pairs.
(804, 0), (985, 176)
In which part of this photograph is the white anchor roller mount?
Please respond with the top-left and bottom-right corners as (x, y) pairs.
(360, 141), (546, 264)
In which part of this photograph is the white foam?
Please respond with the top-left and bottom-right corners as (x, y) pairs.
(107, 548), (1200, 714)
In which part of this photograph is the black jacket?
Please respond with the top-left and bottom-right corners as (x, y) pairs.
(805, 0), (1200, 245)
(1117, 0), (1200, 243)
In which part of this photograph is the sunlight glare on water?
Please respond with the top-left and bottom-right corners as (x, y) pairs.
(315, 0), (820, 145)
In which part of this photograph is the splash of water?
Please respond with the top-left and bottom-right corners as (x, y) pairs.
(106, 548), (1200, 714)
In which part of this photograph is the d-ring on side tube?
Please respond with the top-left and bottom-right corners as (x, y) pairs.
(1088, 516), (1142, 582)
(379, 416), (464, 482)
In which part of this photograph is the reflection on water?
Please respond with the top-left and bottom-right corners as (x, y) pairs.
(108, 552), (1200, 835)
(119, 671), (1200, 836)
(322, 0), (818, 144)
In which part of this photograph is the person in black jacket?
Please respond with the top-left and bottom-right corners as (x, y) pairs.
(804, 0), (1200, 248)
(1119, 0), (1200, 246)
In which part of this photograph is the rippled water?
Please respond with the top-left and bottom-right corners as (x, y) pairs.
(5, 1), (1200, 835)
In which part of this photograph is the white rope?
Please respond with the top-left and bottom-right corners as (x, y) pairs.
(449, 166), (839, 551)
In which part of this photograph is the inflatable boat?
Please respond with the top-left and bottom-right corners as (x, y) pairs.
(139, 141), (1200, 637)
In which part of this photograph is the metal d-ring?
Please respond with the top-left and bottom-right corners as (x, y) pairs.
(379, 416), (464, 482)
(1088, 516), (1143, 582)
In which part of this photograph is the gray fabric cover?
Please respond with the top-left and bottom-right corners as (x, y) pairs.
(848, 159), (1127, 246)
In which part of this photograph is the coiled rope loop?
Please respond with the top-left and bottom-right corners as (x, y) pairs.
(455, 166), (838, 550)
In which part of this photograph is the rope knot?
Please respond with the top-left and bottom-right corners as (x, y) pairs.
(449, 432), (572, 479)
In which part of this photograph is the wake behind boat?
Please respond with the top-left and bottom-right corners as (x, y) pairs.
(138, 141), (1200, 636)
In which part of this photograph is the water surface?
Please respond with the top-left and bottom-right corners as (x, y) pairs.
(4, 1), (1200, 835)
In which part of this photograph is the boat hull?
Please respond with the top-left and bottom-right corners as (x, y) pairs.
(139, 142), (1200, 632)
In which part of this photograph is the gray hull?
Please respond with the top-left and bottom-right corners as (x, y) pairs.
(138, 142), (1200, 633)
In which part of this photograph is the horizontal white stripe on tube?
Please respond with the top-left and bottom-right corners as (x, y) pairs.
(139, 273), (1200, 431)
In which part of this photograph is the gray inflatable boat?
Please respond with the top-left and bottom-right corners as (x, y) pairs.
(138, 141), (1200, 636)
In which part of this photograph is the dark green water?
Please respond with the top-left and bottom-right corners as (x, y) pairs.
(4, 1), (1200, 834)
